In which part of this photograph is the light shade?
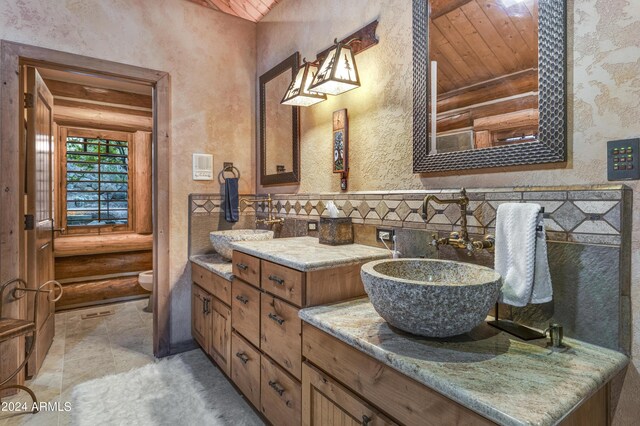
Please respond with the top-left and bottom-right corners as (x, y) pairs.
(309, 42), (360, 96)
(281, 61), (327, 107)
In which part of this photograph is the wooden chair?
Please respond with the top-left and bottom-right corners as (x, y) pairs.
(0, 278), (62, 412)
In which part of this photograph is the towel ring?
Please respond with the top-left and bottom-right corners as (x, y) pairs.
(218, 165), (240, 184)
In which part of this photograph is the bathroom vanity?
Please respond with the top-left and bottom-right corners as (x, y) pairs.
(300, 299), (628, 426)
(190, 237), (389, 425)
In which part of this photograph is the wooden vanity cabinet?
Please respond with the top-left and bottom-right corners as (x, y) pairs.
(229, 250), (370, 426)
(302, 324), (610, 426)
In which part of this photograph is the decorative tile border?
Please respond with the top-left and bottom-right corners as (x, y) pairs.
(190, 193), (259, 216)
(257, 186), (630, 246)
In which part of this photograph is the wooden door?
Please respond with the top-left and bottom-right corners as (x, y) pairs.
(209, 297), (231, 376)
(191, 284), (210, 350)
(302, 362), (396, 426)
(25, 67), (56, 377)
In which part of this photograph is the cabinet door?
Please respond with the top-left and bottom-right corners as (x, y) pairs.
(191, 284), (209, 350)
(302, 362), (397, 426)
(209, 297), (232, 376)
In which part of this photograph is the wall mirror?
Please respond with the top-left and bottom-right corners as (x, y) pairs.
(260, 52), (300, 185)
(413, 0), (567, 173)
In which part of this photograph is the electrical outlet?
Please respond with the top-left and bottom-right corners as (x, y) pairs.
(376, 228), (395, 242)
(308, 221), (318, 231)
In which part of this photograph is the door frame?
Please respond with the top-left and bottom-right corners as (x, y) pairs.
(0, 41), (173, 386)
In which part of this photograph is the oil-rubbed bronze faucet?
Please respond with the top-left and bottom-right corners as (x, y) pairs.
(240, 194), (285, 226)
(422, 188), (495, 253)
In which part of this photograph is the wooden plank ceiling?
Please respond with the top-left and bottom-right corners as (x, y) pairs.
(430, 0), (538, 94)
(187, 0), (280, 22)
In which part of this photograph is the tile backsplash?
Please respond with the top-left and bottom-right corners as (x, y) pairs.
(189, 185), (632, 354)
(261, 186), (630, 247)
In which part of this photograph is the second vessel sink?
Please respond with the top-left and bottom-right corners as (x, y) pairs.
(361, 258), (501, 338)
(210, 229), (274, 260)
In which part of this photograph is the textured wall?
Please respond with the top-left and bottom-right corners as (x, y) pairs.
(257, 0), (640, 422)
(0, 0), (257, 346)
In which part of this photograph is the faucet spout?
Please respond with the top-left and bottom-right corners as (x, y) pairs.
(423, 188), (471, 250)
(239, 194), (285, 227)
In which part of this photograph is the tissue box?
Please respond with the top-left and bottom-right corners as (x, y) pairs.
(319, 217), (354, 245)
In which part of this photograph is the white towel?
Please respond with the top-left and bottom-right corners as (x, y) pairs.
(494, 203), (553, 307)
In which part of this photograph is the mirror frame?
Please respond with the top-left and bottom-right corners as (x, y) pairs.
(260, 52), (301, 186)
(413, 0), (567, 173)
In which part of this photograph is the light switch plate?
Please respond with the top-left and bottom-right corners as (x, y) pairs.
(607, 139), (640, 181)
(308, 221), (318, 231)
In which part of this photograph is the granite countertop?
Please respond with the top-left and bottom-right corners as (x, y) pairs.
(300, 298), (628, 426)
(189, 253), (234, 281)
(230, 236), (390, 271)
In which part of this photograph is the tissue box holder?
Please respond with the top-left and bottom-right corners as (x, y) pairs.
(319, 217), (354, 246)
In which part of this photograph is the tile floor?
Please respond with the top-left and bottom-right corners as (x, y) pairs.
(0, 299), (259, 426)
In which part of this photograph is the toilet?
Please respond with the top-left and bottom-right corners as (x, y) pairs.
(138, 270), (154, 313)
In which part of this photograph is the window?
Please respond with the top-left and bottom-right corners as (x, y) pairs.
(63, 132), (131, 230)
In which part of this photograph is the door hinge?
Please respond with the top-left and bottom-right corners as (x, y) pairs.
(24, 214), (34, 230)
(24, 93), (34, 109)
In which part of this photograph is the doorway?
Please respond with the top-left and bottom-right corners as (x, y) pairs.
(0, 41), (172, 394)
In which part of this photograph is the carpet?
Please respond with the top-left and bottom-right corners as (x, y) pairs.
(71, 350), (262, 426)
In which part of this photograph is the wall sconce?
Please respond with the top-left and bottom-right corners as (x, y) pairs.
(308, 39), (361, 96)
(280, 20), (379, 106)
(281, 59), (327, 107)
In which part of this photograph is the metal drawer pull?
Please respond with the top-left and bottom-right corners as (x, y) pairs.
(268, 275), (285, 285)
(235, 352), (249, 364)
(236, 263), (248, 271)
(268, 380), (285, 396)
(203, 298), (210, 314)
(362, 415), (372, 425)
(235, 295), (249, 305)
(268, 313), (285, 325)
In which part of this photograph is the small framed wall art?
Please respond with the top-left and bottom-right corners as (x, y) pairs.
(333, 109), (348, 174)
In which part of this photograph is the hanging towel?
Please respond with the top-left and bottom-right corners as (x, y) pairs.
(494, 203), (553, 307)
(224, 177), (239, 223)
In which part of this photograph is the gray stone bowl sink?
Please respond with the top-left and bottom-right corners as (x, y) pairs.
(209, 229), (274, 260)
(361, 258), (502, 338)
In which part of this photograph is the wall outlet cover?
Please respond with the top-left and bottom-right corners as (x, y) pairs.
(308, 221), (318, 231)
(376, 228), (395, 242)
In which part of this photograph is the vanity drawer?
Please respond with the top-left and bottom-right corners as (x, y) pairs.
(232, 251), (261, 288)
(191, 262), (231, 305)
(261, 260), (304, 307)
(232, 279), (261, 348)
(231, 332), (261, 409)
(260, 355), (301, 426)
(260, 293), (302, 380)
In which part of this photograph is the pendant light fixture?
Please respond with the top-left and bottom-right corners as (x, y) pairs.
(308, 38), (361, 96)
(281, 59), (327, 107)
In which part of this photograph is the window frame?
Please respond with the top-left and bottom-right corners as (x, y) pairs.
(58, 127), (135, 236)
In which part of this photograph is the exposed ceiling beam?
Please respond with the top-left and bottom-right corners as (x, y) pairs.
(186, 0), (280, 22)
(44, 79), (152, 109)
(430, 0), (474, 20)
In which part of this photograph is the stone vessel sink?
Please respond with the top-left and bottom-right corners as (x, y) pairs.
(361, 259), (501, 338)
(210, 229), (274, 260)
